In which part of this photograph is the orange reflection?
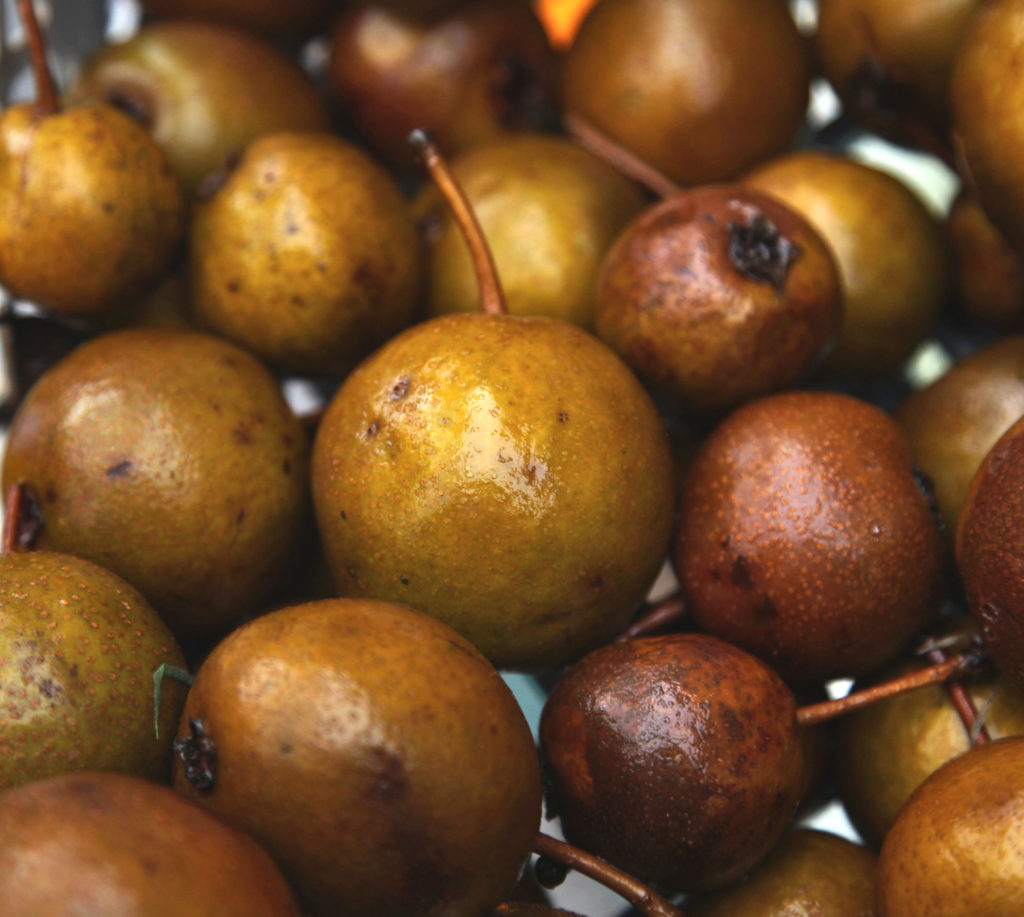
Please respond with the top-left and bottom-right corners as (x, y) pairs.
(535, 0), (598, 50)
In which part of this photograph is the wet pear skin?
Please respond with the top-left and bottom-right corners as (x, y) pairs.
(0, 551), (187, 789)
(2, 328), (311, 638)
(311, 312), (676, 671)
(172, 598), (542, 917)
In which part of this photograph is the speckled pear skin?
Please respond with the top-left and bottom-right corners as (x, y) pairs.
(0, 551), (187, 789)
(0, 771), (302, 916)
(673, 390), (947, 684)
(189, 131), (421, 377)
(1, 328), (311, 639)
(539, 633), (805, 894)
(0, 100), (184, 316)
(172, 598), (542, 917)
(876, 736), (1024, 916)
(311, 313), (676, 672)
(956, 413), (1024, 690)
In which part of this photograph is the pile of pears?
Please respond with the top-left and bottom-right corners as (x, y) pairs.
(4, 1), (1024, 915)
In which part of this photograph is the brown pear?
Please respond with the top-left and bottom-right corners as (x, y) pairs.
(539, 632), (805, 894)
(328, 0), (558, 168)
(172, 598), (542, 917)
(957, 413), (1024, 690)
(562, 0), (810, 186)
(673, 389), (947, 684)
(0, 771), (301, 916)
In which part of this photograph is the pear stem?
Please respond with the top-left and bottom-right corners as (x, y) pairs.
(796, 646), (986, 727)
(533, 832), (686, 917)
(408, 129), (507, 316)
(925, 646), (992, 746)
(616, 591), (687, 642)
(16, 0), (59, 115)
(564, 111), (681, 200)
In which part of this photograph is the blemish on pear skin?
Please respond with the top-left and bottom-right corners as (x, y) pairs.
(391, 377), (411, 400)
(368, 746), (407, 802)
(105, 459), (133, 479)
(365, 421), (380, 439)
(558, 411), (569, 423)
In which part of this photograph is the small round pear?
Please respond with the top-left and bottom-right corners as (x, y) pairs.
(0, 771), (301, 916)
(172, 598), (542, 917)
(2, 328), (310, 639)
(876, 736), (1024, 916)
(0, 550), (188, 789)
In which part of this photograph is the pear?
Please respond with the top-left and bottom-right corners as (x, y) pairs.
(171, 598), (542, 917)
(0, 771), (301, 915)
(0, 550), (187, 789)
(71, 20), (330, 197)
(876, 736), (1024, 915)
(188, 131), (421, 377)
(311, 133), (674, 671)
(2, 328), (311, 639)
(415, 133), (648, 328)
(0, 99), (184, 316)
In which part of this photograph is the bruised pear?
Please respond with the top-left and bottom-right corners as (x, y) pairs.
(2, 328), (310, 639)
(540, 632), (805, 894)
(0, 550), (187, 789)
(172, 598), (542, 917)
(0, 771), (301, 916)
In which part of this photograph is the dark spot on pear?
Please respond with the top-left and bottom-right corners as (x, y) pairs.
(38, 678), (60, 699)
(290, 294), (305, 307)
(236, 509), (246, 525)
(755, 595), (779, 621)
(226, 280), (240, 294)
(101, 202), (115, 214)
(731, 554), (753, 589)
(391, 377), (411, 400)
(105, 459), (133, 479)
(283, 459), (292, 475)
(340, 510), (347, 520)
(285, 223), (299, 235)
(366, 421), (380, 439)
(69, 664), (78, 678)
(368, 746), (407, 802)
(400, 575), (409, 585)
(279, 741), (293, 755)
(233, 425), (251, 445)
(558, 411), (569, 423)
